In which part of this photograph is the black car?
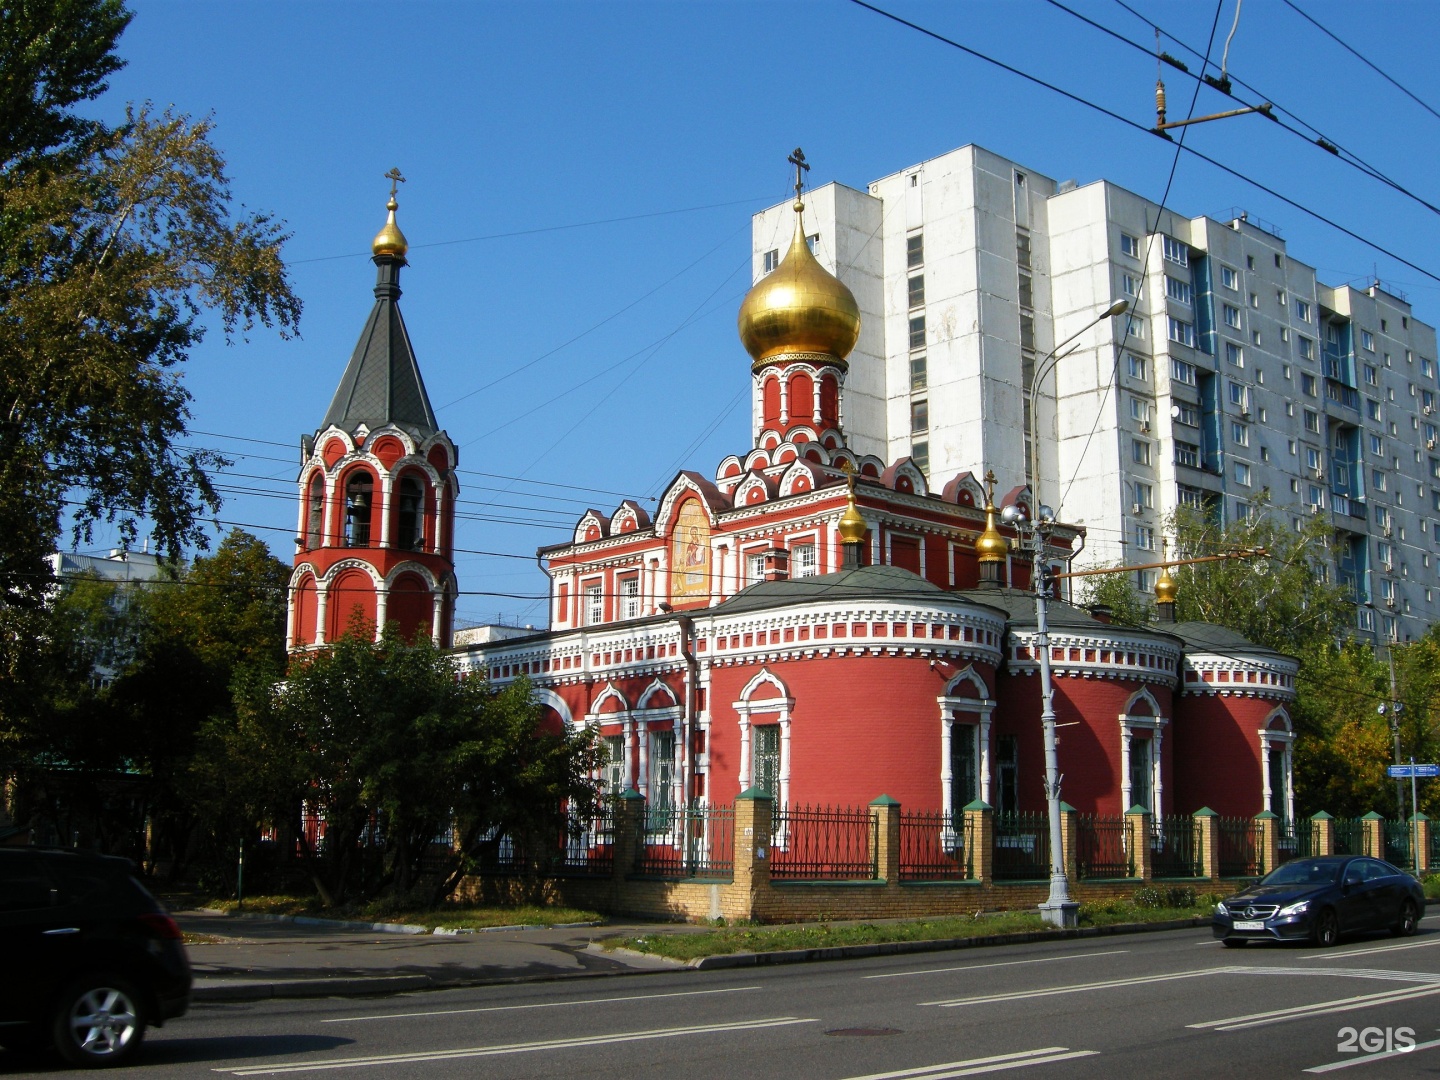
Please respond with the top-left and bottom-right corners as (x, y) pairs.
(0, 847), (191, 1066)
(1213, 854), (1426, 948)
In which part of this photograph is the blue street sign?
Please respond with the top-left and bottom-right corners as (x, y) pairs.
(1387, 764), (1440, 778)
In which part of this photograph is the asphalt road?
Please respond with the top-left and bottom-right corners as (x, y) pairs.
(8, 913), (1440, 1078)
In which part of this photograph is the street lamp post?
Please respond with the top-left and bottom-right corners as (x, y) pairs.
(1006, 297), (1130, 931)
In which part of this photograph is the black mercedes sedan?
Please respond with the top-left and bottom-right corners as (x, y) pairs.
(1213, 854), (1426, 948)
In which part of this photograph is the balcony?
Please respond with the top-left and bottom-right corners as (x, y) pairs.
(1324, 380), (1359, 412)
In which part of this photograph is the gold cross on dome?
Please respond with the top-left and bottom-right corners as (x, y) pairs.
(839, 458), (856, 493)
(983, 468), (997, 506)
(384, 167), (406, 197)
(787, 147), (809, 202)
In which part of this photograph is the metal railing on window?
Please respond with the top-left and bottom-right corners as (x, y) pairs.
(1076, 815), (1130, 880)
(992, 812), (1050, 881)
(1216, 817), (1262, 877)
(634, 802), (734, 880)
(770, 804), (878, 881)
(898, 810), (971, 882)
(1151, 816), (1201, 879)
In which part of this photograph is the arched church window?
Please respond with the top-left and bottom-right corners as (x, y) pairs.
(344, 473), (373, 547)
(306, 476), (324, 548)
(397, 476), (424, 551)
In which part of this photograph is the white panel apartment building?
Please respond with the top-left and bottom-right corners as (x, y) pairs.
(751, 144), (1439, 641)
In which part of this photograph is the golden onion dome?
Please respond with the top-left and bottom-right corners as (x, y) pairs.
(1155, 563), (1178, 605)
(838, 483), (868, 545)
(372, 195), (408, 260)
(975, 499), (1009, 564)
(738, 204), (861, 366)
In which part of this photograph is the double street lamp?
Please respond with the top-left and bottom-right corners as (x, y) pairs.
(1002, 298), (1130, 930)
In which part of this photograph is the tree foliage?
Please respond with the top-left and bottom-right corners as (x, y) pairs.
(0, 0), (301, 609)
(202, 627), (603, 906)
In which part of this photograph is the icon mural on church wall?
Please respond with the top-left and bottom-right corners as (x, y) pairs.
(670, 499), (712, 605)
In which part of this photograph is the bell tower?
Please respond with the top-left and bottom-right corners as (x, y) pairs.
(288, 173), (458, 650)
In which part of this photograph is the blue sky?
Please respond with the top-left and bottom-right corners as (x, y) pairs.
(86, 0), (1440, 627)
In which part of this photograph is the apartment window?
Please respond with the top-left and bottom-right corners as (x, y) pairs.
(1136, 568), (1158, 592)
(1165, 275), (1193, 305)
(1280, 327), (1290, 344)
(1161, 236), (1189, 266)
(1366, 398), (1382, 421)
(1246, 255), (1256, 270)
(1305, 446), (1322, 472)
(1283, 363), (1293, 380)
(620, 575), (641, 620)
(1261, 445), (1271, 463)
(1223, 304), (1241, 329)
(1120, 232), (1140, 258)
(1015, 231), (1032, 269)
(907, 274), (925, 309)
(1019, 313), (1035, 351)
(1232, 421), (1249, 446)
(1274, 253), (1284, 269)
(1234, 461), (1252, 486)
(1295, 299), (1312, 323)
(1301, 374), (1317, 397)
(911, 440), (930, 474)
(1361, 329), (1375, 351)
(1304, 409), (1320, 434)
(1121, 272), (1141, 298)
(1178, 484), (1203, 508)
(1258, 405), (1268, 421)
(1127, 354), (1149, 380)
(1221, 265), (1238, 290)
(792, 543), (818, 578)
(1370, 433), (1384, 456)
(1018, 272), (1033, 309)
(1126, 318), (1145, 340)
(1235, 500), (1255, 523)
(1176, 442), (1201, 468)
(1228, 380), (1246, 406)
(763, 247), (783, 275)
(1307, 484), (1324, 508)
(909, 315), (926, 349)
(1298, 336), (1314, 361)
(1423, 357), (1435, 379)
(1226, 342), (1243, 366)
(1132, 439), (1151, 465)
(1249, 292), (1260, 308)
(1277, 289), (1288, 307)
(1174, 401), (1199, 426)
(1251, 329), (1263, 346)
(1171, 358), (1196, 385)
(1372, 469), (1387, 492)
(584, 582), (603, 626)
(805, 233), (819, 253)
(1168, 317), (1196, 347)
(910, 353), (927, 392)
(1425, 389), (1437, 412)
(1425, 422), (1438, 446)
(906, 232), (924, 269)
(1364, 364), (1378, 386)
(911, 399), (929, 434)
(1374, 505), (1389, 528)
(1134, 524), (1156, 550)
(1135, 481), (1154, 508)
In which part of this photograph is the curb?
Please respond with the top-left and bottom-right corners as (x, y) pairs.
(194, 909), (602, 936)
(683, 917), (1213, 970)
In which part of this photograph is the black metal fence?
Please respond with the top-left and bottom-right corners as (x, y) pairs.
(1281, 818), (1313, 861)
(1076, 815), (1129, 879)
(1384, 819), (1411, 868)
(473, 807), (617, 877)
(1216, 817), (1262, 877)
(898, 810), (971, 882)
(634, 802), (735, 880)
(1332, 817), (1364, 855)
(771, 804), (878, 880)
(1151, 816), (1201, 879)
(992, 812), (1050, 881)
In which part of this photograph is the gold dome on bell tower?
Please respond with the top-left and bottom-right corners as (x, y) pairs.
(371, 168), (409, 260)
(737, 149), (861, 367)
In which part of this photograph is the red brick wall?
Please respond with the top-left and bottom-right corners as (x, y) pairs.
(1172, 694), (1266, 817)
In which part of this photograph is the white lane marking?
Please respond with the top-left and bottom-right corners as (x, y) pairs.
(1301, 937), (1440, 960)
(838, 1047), (1100, 1080)
(215, 1017), (818, 1075)
(1224, 965), (1440, 984)
(1304, 1035), (1440, 1073)
(923, 968), (1219, 1007)
(322, 984), (762, 1023)
(1190, 984), (1440, 1031)
(864, 950), (1129, 980)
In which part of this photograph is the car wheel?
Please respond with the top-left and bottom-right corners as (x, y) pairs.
(51, 974), (146, 1068)
(1222, 938), (1247, 948)
(1312, 908), (1340, 948)
(1392, 900), (1420, 937)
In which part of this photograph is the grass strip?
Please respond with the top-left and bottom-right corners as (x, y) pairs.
(208, 894), (602, 929)
(605, 903), (1215, 962)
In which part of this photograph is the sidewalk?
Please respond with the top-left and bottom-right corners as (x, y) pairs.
(177, 912), (691, 1002)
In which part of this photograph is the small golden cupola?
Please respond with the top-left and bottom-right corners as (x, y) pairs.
(838, 462), (868, 569)
(1154, 561), (1178, 621)
(372, 168), (409, 260)
(738, 150), (861, 367)
(975, 470), (1009, 588)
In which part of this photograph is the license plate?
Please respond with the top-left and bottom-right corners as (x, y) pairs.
(1233, 920), (1265, 931)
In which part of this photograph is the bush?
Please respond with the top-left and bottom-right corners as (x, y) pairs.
(1133, 885), (1197, 909)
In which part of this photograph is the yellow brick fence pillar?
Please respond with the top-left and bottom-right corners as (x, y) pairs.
(1059, 802), (1079, 884)
(964, 800), (993, 885)
(1412, 814), (1430, 876)
(1194, 807), (1220, 882)
(870, 795), (901, 885)
(1126, 806), (1152, 881)
(1311, 811), (1335, 856)
(732, 788), (773, 921)
(1361, 811), (1385, 859)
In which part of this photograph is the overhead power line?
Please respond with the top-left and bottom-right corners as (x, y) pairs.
(846, 0), (1440, 286)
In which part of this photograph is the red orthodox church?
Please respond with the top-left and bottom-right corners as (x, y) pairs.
(291, 178), (1297, 827)
(287, 185), (458, 649)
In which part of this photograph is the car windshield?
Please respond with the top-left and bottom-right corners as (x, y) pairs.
(1261, 859), (1341, 887)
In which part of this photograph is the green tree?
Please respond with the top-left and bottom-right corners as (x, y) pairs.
(210, 627), (602, 906)
(0, 0), (301, 612)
